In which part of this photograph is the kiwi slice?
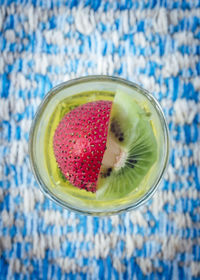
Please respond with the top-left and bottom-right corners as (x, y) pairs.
(97, 91), (157, 199)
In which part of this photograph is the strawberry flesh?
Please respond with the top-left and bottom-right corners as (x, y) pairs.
(53, 100), (112, 192)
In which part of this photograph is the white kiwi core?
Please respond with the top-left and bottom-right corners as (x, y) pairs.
(102, 134), (128, 171)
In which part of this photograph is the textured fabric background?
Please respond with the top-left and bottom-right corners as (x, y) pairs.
(0, 0), (200, 279)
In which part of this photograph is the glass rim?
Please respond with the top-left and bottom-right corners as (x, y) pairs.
(29, 75), (170, 216)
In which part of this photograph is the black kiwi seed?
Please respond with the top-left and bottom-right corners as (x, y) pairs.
(100, 167), (112, 178)
(128, 159), (138, 168)
(106, 167), (112, 176)
(107, 167), (112, 173)
(129, 159), (137, 164)
(111, 119), (125, 142)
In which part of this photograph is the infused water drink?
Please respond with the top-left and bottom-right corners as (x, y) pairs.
(29, 76), (169, 215)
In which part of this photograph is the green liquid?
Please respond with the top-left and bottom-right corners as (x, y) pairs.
(44, 90), (159, 209)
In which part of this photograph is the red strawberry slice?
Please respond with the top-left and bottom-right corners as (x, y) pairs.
(53, 100), (112, 192)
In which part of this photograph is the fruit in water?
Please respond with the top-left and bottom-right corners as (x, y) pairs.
(97, 91), (157, 199)
(53, 91), (157, 199)
(53, 100), (112, 192)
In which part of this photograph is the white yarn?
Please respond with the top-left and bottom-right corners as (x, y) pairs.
(191, 261), (200, 277)
(10, 259), (21, 273)
(4, 29), (16, 43)
(0, 236), (12, 250)
(75, 7), (95, 35)
(1, 209), (14, 227)
(0, 56), (4, 74)
(134, 32), (147, 48)
(0, 99), (9, 120)
(153, 9), (168, 34)
(44, 30), (64, 46)
(173, 98), (198, 125)
(129, 210), (148, 228)
(23, 188), (35, 212)
(112, 258), (126, 273)
(192, 76), (200, 91)
(136, 258), (153, 275)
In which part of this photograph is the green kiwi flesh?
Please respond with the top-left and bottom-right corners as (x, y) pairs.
(97, 91), (157, 200)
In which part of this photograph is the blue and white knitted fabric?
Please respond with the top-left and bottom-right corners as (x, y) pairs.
(0, 1), (200, 279)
